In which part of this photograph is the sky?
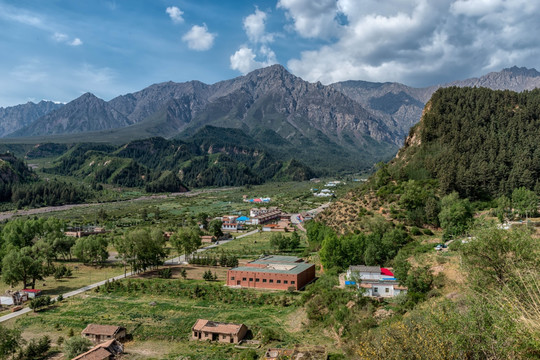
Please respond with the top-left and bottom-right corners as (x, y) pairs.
(1, 0), (540, 107)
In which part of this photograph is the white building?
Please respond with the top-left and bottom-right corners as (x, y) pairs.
(346, 265), (407, 298)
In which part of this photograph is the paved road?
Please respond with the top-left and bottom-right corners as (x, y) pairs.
(291, 201), (331, 232)
(0, 229), (259, 324)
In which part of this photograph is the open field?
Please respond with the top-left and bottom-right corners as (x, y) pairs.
(8, 279), (335, 359)
(0, 262), (124, 297)
(206, 231), (309, 258)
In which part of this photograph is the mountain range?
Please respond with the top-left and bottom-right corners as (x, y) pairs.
(2, 65), (540, 173)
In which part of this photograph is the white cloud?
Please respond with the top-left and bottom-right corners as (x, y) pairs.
(53, 32), (68, 42)
(53, 32), (83, 46)
(182, 24), (216, 51)
(282, 0), (540, 86)
(166, 6), (184, 24)
(277, 0), (342, 39)
(230, 45), (277, 74)
(244, 8), (273, 43)
(69, 38), (83, 46)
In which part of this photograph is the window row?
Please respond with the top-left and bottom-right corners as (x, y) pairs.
(231, 276), (295, 285)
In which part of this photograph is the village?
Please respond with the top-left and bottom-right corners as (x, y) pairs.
(0, 178), (420, 360)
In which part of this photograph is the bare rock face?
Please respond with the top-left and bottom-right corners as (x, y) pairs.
(0, 101), (63, 137)
(6, 64), (540, 172)
(10, 93), (131, 137)
(330, 66), (540, 144)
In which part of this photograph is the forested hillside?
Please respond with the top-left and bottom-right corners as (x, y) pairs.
(0, 153), (90, 208)
(395, 87), (540, 199)
(45, 127), (314, 190)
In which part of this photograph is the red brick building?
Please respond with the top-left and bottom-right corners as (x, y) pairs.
(226, 255), (315, 290)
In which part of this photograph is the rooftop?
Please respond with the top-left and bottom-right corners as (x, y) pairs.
(72, 339), (122, 360)
(71, 347), (112, 360)
(349, 265), (381, 273)
(192, 319), (244, 335)
(250, 255), (303, 264)
(231, 262), (314, 275)
(82, 324), (123, 337)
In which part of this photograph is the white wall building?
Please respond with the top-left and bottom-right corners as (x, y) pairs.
(346, 265), (407, 298)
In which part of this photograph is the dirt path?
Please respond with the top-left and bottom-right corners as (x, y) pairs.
(0, 187), (237, 221)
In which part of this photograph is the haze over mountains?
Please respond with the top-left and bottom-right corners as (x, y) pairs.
(1, 65), (539, 173)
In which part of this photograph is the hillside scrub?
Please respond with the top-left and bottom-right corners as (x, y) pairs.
(355, 224), (540, 359)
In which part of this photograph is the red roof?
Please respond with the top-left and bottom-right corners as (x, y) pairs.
(380, 268), (394, 276)
(22, 289), (42, 293)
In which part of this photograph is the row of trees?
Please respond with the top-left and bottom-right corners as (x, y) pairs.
(0, 218), (74, 289)
(270, 232), (301, 251)
(189, 254), (239, 267)
(307, 219), (411, 271)
(115, 228), (168, 275)
(496, 187), (538, 222)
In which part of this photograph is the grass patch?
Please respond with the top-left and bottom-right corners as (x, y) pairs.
(12, 279), (334, 359)
(206, 232), (307, 258)
(0, 262), (123, 297)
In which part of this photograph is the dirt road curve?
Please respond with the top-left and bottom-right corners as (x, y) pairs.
(0, 188), (236, 221)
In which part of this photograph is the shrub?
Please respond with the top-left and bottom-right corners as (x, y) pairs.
(410, 227), (423, 236)
(422, 229), (434, 236)
(64, 336), (92, 359)
(158, 268), (172, 279)
(260, 328), (282, 343)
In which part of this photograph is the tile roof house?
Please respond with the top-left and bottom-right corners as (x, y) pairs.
(71, 339), (123, 360)
(192, 319), (248, 344)
(201, 235), (216, 243)
(81, 324), (126, 344)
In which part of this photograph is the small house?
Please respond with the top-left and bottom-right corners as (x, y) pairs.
(21, 289), (42, 298)
(222, 222), (238, 232)
(346, 265), (407, 298)
(71, 339), (123, 360)
(192, 319), (247, 344)
(201, 235), (216, 244)
(81, 324), (126, 344)
(0, 291), (28, 306)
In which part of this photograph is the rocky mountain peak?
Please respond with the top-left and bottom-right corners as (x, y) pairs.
(501, 66), (540, 77)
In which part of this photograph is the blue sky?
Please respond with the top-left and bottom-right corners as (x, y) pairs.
(1, 0), (540, 107)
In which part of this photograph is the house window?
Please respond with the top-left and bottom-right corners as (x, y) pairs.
(284, 280), (288, 284)
(263, 279), (267, 283)
(291, 281), (295, 284)
(385, 288), (390, 293)
(242, 277), (247, 281)
(231, 277), (235, 280)
(277, 280), (281, 284)
(256, 278), (260, 282)
(222, 335), (226, 339)
(249, 278), (253, 281)
(269, 279), (274, 283)
(374, 287), (378, 293)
